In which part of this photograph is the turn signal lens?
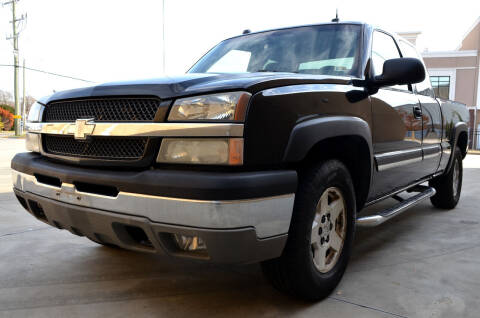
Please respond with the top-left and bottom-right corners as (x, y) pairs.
(25, 133), (41, 153)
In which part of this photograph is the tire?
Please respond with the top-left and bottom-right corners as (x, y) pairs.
(429, 146), (463, 209)
(261, 160), (356, 301)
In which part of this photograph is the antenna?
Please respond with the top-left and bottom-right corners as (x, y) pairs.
(332, 9), (339, 23)
(242, 29), (251, 35)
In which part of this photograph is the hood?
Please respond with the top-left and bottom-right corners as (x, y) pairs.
(42, 73), (352, 104)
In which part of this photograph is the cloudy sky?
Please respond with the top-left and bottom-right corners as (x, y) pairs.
(0, 0), (479, 99)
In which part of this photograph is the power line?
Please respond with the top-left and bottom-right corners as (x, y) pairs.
(0, 64), (95, 83)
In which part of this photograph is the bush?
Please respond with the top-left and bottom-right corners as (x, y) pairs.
(0, 108), (14, 131)
(0, 104), (15, 114)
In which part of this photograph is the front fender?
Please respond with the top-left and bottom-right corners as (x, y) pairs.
(283, 116), (373, 162)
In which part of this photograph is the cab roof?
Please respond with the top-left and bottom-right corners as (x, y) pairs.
(227, 21), (369, 41)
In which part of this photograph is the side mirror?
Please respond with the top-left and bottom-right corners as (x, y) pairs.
(373, 58), (425, 87)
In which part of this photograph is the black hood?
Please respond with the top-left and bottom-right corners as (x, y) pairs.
(41, 73), (351, 104)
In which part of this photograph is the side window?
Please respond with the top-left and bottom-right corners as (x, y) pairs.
(371, 31), (408, 91)
(398, 40), (434, 97)
(371, 31), (401, 76)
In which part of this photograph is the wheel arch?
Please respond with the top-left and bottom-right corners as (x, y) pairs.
(283, 116), (373, 210)
(457, 130), (468, 159)
(447, 122), (469, 173)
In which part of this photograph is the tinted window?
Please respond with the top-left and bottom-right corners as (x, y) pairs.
(398, 40), (434, 97)
(371, 31), (401, 76)
(208, 50), (252, 73)
(371, 31), (407, 90)
(189, 25), (362, 77)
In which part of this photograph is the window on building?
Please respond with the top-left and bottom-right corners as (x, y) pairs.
(430, 76), (450, 99)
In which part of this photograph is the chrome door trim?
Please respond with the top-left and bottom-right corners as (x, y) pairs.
(26, 122), (244, 138)
(375, 147), (423, 171)
(422, 144), (442, 159)
(377, 157), (422, 171)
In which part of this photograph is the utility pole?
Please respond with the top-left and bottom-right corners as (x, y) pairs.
(22, 58), (25, 132)
(3, 0), (26, 136)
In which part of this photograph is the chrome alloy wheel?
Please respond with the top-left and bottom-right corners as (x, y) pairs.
(310, 187), (347, 273)
(452, 159), (460, 197)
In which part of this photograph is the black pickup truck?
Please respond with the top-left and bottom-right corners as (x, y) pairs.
(12, 21), (469, 300)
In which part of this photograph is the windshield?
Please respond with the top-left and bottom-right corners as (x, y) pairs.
(189, 24), (362, 77)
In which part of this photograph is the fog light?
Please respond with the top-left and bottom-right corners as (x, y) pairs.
(25, 133), (41, 152)
(173, 234), (207, 251)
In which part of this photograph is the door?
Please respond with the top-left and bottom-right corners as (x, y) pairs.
(397, 40), (443, 176)
(370, 31), (425, 199)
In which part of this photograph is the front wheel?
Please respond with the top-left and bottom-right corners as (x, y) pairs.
(429, 146), (463, 209)
(261, 160), (356, 301)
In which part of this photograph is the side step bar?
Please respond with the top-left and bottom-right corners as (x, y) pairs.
(357, 187), (436, 227)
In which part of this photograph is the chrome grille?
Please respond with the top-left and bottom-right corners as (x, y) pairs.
(43, 135), (148, 160)
(44, 97), (161, 122)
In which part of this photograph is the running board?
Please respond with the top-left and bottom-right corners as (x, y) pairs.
(357, 187), (436, 227)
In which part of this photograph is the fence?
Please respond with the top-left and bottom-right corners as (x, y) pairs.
(469, 129), (480, 151)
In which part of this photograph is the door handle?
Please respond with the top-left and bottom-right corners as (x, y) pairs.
(413, 106), (422, 118)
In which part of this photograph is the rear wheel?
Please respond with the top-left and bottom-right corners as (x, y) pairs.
(429, 147), (463, 209)
(261, 160), (356, 301)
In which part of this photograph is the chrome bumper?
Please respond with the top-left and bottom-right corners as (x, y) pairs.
(12, 170), (295, 239)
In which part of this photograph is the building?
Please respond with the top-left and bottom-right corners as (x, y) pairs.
(399, 17), (480, 149)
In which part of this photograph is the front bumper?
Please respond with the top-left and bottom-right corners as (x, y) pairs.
(11, 152), (297, 264)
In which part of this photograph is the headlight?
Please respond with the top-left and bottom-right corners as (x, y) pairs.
(168, 92), (251, 121)
(157, 138), (243, 165)
(27, 101), (44, 123)
(25, 101), (44, 153)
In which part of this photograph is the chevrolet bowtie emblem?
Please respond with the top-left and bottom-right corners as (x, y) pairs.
(74, 118), (96, 140)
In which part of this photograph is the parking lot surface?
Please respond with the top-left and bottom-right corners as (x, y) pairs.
(1, 137), (479, 317)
